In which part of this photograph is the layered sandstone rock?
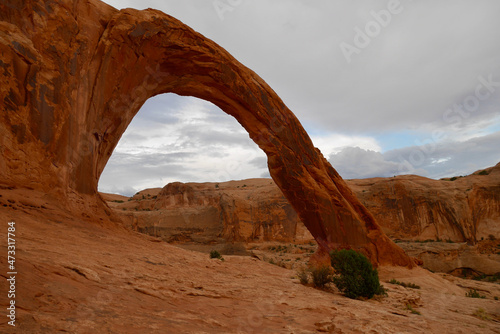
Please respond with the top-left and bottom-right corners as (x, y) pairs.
(103, 179), (313, 244)
(0, 0), (414, 266)
(109, 163), (499, 248)
(348, 163), (500, 243)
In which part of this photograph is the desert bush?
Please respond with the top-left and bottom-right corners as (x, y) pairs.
(478, 170), (489, 175)
(310, 265), (333, 288)
(388, 279), (420, 289)
(465, 289), (486, 299)
(330, 249), (383, 299)
(473, 308), (491, 320)
(405, 304), (421, 315)
(297, 267), (309, 285)
(209, 250), (222, 260)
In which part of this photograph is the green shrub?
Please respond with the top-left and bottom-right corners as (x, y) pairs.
(388, 279), (421, 289)
(478, 170), (489, 175)
(473, 308), (491, 320)
(209, 250), (222, 260)
(405, 304), (421, 315)
(310, 265), (333, 288)
(330, 249), (383, 299)
(466, 289), (485, 299)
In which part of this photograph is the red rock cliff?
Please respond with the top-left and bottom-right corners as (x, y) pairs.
(0, 0), (415, 266)
(348, 163), (500, 243)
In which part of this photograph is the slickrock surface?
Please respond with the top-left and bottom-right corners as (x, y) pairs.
(0, 0), (414, 266)
(1, 191), (499, 333)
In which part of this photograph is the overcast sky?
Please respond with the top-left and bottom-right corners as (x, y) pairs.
(99, 0), (500, 196)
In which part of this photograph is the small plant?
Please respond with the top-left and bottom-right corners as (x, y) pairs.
(297, 267), (309, 285)
(388, 279), (421, 289)
(494, 296), (498, 301)
(112, 200), (124, 203)
(310, 265), (333, 288)
(488, 234), (496, 241)
(330, 249), (383, 299)
(209, 250), (223, 260)
(472, 274), (487, 281)
(478, 170), (489, 176)
(405, 304), (421, 315)
(473, 308), (491, 321)
(466, 289), (486, 299)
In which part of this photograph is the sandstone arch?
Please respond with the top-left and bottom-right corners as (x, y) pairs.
(0, 0), (415, 266)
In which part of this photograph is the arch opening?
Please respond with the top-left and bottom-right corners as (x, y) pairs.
(98, 93), (269, 196)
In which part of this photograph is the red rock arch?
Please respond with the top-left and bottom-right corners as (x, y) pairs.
(0, 0), (415, 266)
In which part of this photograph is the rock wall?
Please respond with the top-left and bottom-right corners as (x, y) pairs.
(348, 163), (500, 243)
(0, 0), (415, 266)
(109, 163), (499, 247)
(105, 179), (313, 244)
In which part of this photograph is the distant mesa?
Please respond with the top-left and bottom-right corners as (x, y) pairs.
(0, 0), (415, 266)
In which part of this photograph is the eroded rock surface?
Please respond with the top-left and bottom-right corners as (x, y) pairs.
(103, 179), (313, 244)
(348, 163), (500, 243)
(107, 164), (499, 247)
(0, 0), (414, 265)
(0, 198), (499, 333)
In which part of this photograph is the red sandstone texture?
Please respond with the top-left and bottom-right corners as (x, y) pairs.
(349, 163), (500, 243)
(106, 163), (499, 247)
(1, 192), (499, 333)
(0, 0), (415, 266)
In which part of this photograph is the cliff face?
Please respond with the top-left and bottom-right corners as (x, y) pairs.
(105, 179), (313, 244)
(0, 0), (414, 266)
(348, 163), (500, 243)
(109, 163), (500, 246)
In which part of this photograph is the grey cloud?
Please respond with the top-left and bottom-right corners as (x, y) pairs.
(330, 131), (500, 180)
(329, 147), (405, 179)
(249, 156), (268, 169)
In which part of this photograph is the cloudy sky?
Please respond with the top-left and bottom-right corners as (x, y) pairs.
(99, 0), (500, 196)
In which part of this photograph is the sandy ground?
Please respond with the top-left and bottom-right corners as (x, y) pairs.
(0, 188), (499, 333)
